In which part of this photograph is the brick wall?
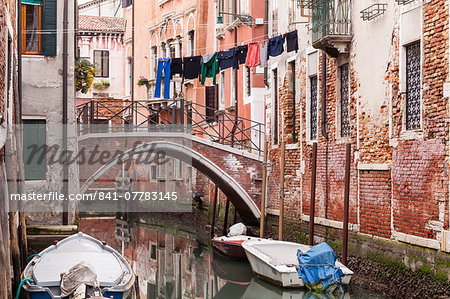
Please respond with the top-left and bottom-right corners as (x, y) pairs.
(266, 0), (450, 250)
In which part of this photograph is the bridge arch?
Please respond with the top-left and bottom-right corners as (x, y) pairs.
(80, 141), (261, 224)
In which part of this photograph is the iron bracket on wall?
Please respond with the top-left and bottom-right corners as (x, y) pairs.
(360, 3), (387, 21)
(395, 0), (415, 5)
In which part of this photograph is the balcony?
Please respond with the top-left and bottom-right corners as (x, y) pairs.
(312, 0), (352, 57)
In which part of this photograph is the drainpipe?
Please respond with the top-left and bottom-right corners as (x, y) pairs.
(62, 0), (69, 225)
(18, 0), (22, 122)
(263, 0), (269, 87)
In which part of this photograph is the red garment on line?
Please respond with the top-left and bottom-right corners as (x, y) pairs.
(245, 43), (260, 67)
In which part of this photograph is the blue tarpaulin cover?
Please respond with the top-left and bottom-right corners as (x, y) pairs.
(297, 243), (344, 291)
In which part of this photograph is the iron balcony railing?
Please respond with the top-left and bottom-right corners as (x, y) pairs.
(76, 99), (265, 154)
(312, 0), (352, 44)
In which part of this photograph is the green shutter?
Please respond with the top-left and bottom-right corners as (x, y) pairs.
(23, 120), (47, 180)
(42, 0), (57, 56)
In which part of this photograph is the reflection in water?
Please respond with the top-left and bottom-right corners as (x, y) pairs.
(108, 220), (355, 299)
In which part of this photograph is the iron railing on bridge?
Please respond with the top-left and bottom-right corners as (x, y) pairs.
(76, 99), (265, 154)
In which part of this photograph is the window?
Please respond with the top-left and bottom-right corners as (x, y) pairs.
(150, 164), (157, 181)
(406, 41), (421, 130)
(205, 85), (218, 123)
(288, 61), (297, 142)
(151, 46), (157, 79)
(273, 69), (279, 145)
(230, 70), (236, 106)
(245, 66), (251, 97)
(310, 75), (318, 140)
(219, 71), (226, 110)
(188, 31), (195, 56)
(340, 63), (350, 137)
(126, 56), (132, 96)
(169, 45), (175, 58)
(239, 0), (249, 14)
(22, 3), (41, 54)
(272, 0), (278, 35)
(23, 119), (46, 180)
(94, 50), (109, 77)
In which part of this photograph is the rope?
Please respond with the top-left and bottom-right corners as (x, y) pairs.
(16, 278), (33, 299)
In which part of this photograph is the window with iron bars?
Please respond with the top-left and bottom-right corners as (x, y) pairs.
(310, 75), (318, 140)
(340, 63), (350, 137)
(406, 41), (421, 130)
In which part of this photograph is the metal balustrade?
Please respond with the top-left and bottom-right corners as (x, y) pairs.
(76, 99), (265, 154)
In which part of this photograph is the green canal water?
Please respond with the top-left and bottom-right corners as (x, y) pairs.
(91, 218), (387, 299)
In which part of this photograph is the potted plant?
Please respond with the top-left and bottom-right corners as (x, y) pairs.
(75, 59), (96, 94)
(101, 80), (110, 87)
(137, 76), (149, 86)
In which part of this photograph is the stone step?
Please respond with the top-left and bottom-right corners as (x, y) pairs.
(27, 225), (78, 236)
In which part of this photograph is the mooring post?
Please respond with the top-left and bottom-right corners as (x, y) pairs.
(309, 142), (318, 246)
(260, 141), (268, 238)
(211, 185), (219, 238)
(223, 198), (230, 236)
(343, 143), (351, 266)
(279, 140), (286, 241)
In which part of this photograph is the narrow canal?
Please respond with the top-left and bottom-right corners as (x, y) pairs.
(67, 214), (387, 299)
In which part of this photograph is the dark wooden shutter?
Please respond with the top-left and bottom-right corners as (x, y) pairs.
(23, 120), (47, 180)
(42, 0), (57, 56)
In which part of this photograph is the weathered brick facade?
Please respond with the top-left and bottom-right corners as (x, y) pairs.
(266, 0), (450, 253)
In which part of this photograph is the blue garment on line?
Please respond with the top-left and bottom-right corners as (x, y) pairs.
(267, 35), (284, 60)
(154, 58), (171, 99)
(297, 242), (344, 291)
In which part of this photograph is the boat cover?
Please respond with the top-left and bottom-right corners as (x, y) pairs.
(297, 243), (344, 291)
(60, 262), (97, 297)
(227, 223), (247, 237)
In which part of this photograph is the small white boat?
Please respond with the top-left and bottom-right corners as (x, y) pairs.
(21, 232), (135, 299)
(242, 239), (353, 288)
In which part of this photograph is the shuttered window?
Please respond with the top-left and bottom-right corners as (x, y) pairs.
(94, 50), (110, 77)
(23, 120), (47, 180)
(205, 85), (218, 123)
(22, 0), (57, 56)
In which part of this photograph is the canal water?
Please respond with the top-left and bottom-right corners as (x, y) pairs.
(76, 217), (386, 299)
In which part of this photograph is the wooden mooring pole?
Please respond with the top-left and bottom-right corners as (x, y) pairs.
(210, 185), (219, 238)
(223, 199), (230, 236)
(309, 142), (318, 246)
(260, 141), (268, 238)
(342, 143), (351, 266)
(279, 140), (286, 241)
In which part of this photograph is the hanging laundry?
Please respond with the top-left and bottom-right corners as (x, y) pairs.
(284, 30), (299, 53)
(200, 52), (219, 85)
(259, 41), (268, 68)
(183, 56), (201, 80)
(235, 45), (248, 65)
(267, 35), (284, 59)
(245, 43), (260, 67)
(170, 58), (183, 79)
(218, 48), (238, 70)
(154, 58), (171, 99)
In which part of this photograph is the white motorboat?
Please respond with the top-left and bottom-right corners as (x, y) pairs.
(242, 239), (353, 288)
(21, 232), (135, 299)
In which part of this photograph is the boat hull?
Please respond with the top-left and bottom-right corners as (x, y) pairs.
(211, 235), (259, 259)
(243, 239), (353, 288)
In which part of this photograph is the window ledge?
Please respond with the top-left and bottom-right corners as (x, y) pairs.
(286, 143), (298, 150)
(335, 136), (351, 145)
(400, 129), (423, 141)
(22, 55), (46, 61)
(306, 139), (318, 146)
